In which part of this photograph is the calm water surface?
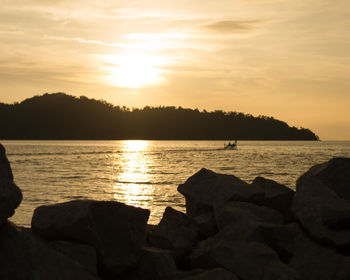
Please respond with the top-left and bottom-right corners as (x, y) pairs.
(2, 140), (350, 227)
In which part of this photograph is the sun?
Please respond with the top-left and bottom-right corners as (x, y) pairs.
(103, 53), (166, 88)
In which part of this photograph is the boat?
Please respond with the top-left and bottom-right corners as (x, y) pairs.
(224, 140), (237, 150)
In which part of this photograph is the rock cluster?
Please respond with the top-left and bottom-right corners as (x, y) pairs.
(1, 142), (350, 279)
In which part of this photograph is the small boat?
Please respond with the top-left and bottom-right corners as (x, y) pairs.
(224, 140), (237, 150)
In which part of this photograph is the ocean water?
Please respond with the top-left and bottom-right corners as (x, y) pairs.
(2, 140), (350, 227)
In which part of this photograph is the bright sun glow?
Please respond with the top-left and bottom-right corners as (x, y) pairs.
(103, 53), (167, 88)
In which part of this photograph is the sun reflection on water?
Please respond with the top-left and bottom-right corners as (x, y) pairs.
(112, 140), (154, 210)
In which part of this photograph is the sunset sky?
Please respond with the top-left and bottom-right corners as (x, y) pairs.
(1, 0), (349, 139)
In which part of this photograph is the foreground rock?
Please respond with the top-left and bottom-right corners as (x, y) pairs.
(0, 222), (99, 280)
(293, 157), (350, 248)
(148, 207), (199, 259)
(0, 144), (22, 223)
(251, 176), (295, 222)
(31, 200), (150, 278)
(288, 223), (350, 280)
(187, 203), (301, 280)
(50, 240), (98, 275)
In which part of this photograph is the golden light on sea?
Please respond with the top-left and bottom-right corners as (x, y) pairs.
(112, 140), (154, 208)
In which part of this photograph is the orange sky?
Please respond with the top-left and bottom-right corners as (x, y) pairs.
(1, 0), (349, 139)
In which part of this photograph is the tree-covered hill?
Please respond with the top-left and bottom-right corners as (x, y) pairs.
(0, 93), (319, 140)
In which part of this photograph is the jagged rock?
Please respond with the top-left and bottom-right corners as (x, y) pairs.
(0, 222), (99, 280)
(148, 207), (199, 257)
(178, 169), (264, 217)
(215, 201), (284, 231)
(251, 176), (295, 222)
(289, 223), (350, 280)
(0, 144), (22, 223)
(192, 212), (218, 239)
(177, 168), (264, 236)
(31, 200), (150, 278)
(186, 215), (300, 280)
(50, 240), (98, 275)
(293, 158), (350, 248)
(0, 144), (13, 180)
(162, 268), (239, 280)
(133, 247), (177, 280)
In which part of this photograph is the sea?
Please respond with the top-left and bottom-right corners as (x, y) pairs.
(2, 140), (350, 227)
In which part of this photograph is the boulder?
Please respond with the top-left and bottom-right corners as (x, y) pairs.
(31, 200), (150, 278)
(289, 223), (350, 280)
(148, 207), (199, 258)
(133, 247), (177, 280)
(164, 268), (239, 280)
(0, 144), (22, 223)
(293, 158), (350, 248)
(50, 240), (98, 275)
(186, 213), (301, 280)
(251, 176), (295, 222)
(177, 168), (264, 232)
(214, 201), (284, 231)
(0, 144), (13, 180)
(0, 222), (99, 280)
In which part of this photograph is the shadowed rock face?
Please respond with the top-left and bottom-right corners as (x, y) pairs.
(251, 176), (295, 222)
(293, 158), (350, 248)
(31, 200), (150, 278)
(178, 169), (264, 217)
(0, 144), (13, 181)
(0, 144), (22, 223)
(0, 222), (99, 280)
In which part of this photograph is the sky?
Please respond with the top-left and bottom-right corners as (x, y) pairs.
(1, 0), (349, 140)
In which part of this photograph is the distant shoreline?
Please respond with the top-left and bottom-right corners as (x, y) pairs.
(0, 93), (319, 141)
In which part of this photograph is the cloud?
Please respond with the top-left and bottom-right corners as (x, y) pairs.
(203, 20), (263, 33)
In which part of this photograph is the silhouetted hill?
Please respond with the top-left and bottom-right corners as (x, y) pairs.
(0, 93), (319, 140)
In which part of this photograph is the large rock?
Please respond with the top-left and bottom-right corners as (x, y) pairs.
(166, 268), (239, 280)
(50, 240), (98, 275)
(214, 201), (284, 231)
(0, 143), (22, 223)
(31, 200), (150, 277)
(251, 176), (295, 222)
(0, 222), (99, 280)
(289, 223), (350, 280)
(0, 144), (13, 180)
(132, 247), (177, 280)
(177, 168), (264, 234)
(148, 207), (199, 258)
(187, 208), (301, 280)
(178, 169), (264, 217)
(293, 158), (350, 248)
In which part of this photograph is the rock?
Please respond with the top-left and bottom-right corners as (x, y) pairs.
(0, 144), (22, 223)
(0, 144), (13, 180)
(186, 216), (301, 280)
(148, 207), (199, 258)
(289, 223), (350, 280)
(293, 158), (350, 248)
(299, 157), (350, 201)
(181, 268), (239, 280)
(177, 168), (264, 234)
(251, 176), (295, 222)
(214, 201), (284, 231)
(133, 247), (177, 280)
(31, 200), (150, 278)
(0, 222), (99, 280)
(50, 240), (98, 275)
(187, 238), (300, 280)
(178, 169), (264, 217)
(192, 212), (218, 239)
(162, 268), (239, 280)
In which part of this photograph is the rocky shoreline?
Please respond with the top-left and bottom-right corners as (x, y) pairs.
(1, 143), (350, 279)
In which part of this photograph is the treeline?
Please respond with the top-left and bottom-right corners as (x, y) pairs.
(0, 93), (318, 140)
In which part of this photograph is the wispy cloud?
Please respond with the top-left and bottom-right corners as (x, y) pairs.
(203, 20), (264, 33)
